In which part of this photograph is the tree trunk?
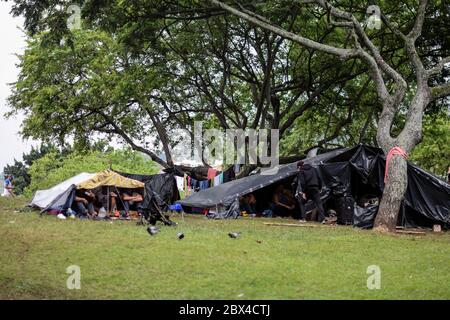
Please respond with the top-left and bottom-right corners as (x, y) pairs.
(373, 152), (408, 232)
(374, 89), (428, 232)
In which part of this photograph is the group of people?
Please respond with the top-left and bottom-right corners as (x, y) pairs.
(71, 187), (143, 219)
(239, 161), (326, 222)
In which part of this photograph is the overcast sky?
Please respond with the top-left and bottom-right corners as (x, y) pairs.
(0, 2), (38, 171)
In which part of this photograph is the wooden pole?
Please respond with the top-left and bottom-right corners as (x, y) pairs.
(107, 186), (110, 214)
(263, 222), (319, 228)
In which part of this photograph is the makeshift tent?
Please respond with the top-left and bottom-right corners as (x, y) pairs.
(178, 145), (450, 229)
(30, 170), (145, 212)
(30, 172), (96, 210)
(114, 171), (180, 222)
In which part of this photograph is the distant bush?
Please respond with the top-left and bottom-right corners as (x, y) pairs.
(24, 149), (159, 197)
(410, 112), (450, 178)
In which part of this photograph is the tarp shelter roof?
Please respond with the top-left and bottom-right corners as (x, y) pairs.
(178, 148), (348, 208)
(30, 172), (96, 209)
(76, 170), (145, 190)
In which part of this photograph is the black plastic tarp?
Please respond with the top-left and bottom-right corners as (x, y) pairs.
(404, 164), (450, 225)
(115, 171), (180, 215)
(353, 204), (378, 229)
(178, 145), (450, 228)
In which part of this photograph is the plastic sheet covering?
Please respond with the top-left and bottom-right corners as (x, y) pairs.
(403, 164), (450, 225)
(335, 196), (355, 225)
(353, 204), (379, 229)
(115, 171), (180, 214)
(178, 148), (348, 208)
(30, 172), (96, 209)
(207, 200), (240, 220)
(76, 170), (144, 189)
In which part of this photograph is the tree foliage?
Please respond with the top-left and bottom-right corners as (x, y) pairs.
(410, 110), (450, 176)
(5, 1), (449, 159)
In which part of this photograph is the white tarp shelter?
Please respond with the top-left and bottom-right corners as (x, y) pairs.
(30, 172), (96, 209)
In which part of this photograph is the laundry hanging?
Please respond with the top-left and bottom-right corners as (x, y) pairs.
(207, 168), (217, 180)
(214, 173), (223, 186)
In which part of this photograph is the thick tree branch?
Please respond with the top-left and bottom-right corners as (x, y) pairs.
(321, 1), (407, 107)
(426, 56), (450, 78)
(210, 0), (358, 60)
(407, 0), (428, 40)
(95, 110), (170, 168)
(431, 83), (450, 101)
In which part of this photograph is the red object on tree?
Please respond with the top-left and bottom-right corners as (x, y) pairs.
(384, 147), (408, 183)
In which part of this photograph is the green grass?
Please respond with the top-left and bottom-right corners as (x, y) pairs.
(0, 197), (449, 300)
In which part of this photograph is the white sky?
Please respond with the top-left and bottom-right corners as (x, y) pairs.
(0, 2), (38, 171)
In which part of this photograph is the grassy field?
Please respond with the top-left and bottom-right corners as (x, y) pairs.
(0, 197), (449, 300)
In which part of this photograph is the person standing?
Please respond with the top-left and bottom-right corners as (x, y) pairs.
(295, 161), (325, 222)
(2, 175), (15, 197)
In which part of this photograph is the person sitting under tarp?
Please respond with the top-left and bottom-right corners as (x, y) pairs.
(72, 189), (97, 218)
(98, 188), (124, 216)
(272, 185), (296, 217)
(121, 189), (144, 214)
(92, 188), (108, 216)
(240, 193), (257, 216)
(110, 188), (143, 218)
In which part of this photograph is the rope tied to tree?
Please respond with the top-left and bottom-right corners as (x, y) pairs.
(384, 146), (408, 183)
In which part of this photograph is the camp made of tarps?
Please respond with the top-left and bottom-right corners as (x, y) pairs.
(178, 145), (450, 229)
(30, 170), (144, 212)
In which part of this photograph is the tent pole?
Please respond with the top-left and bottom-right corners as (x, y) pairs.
(107, 186), (110, 214)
